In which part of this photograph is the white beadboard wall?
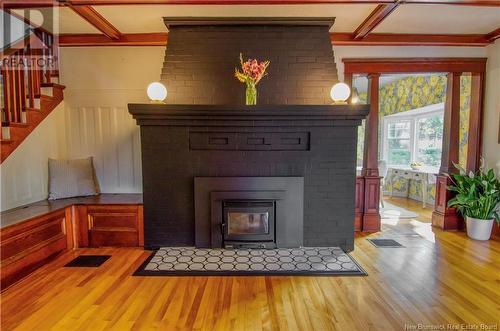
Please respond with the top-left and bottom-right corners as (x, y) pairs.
(63, 90), (144, 193)
(0, 102), (67, 211)
(59, 47), (165, 194)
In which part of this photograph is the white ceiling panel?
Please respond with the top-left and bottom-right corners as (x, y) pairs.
(374, 5), (500, 34)
(94, 4), (377, 33)
(13, 7), (101, 34)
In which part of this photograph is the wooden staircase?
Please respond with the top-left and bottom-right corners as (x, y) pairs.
(1, 29), (64, 163)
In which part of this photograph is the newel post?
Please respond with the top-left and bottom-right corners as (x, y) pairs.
(432, 72), (462, 230)
(361, 73), (381, 232)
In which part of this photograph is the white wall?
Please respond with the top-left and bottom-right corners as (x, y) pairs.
(59, 47), (165, 194)
(483, 40), (500, 172)
(0, 102), (67, 211)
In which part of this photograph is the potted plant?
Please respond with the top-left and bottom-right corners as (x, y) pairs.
(447, 162), (500, 241)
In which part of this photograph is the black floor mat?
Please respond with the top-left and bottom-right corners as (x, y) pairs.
(65, 255), (111, 267)
(367, 239), (404, 247)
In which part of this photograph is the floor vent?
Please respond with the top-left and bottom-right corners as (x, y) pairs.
(64, 255), (111, 267)
(367, 239), (404, 248)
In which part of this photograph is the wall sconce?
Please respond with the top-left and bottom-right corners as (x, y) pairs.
(330, 82), (351, 105)
(147, 82), (167, 103)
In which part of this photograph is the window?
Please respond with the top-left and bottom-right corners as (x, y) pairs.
(415, 115), (443, 166)
(386, 121), (412, 166)
(382, 103), (444, 168)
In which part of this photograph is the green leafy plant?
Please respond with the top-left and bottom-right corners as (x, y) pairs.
(447, 161), (500, 223)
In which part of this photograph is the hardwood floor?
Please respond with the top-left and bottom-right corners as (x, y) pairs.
(1, 202), (499, 330)
(383, 196), (434, 222)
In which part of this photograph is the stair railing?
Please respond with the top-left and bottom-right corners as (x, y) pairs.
(1, 28), (56, 129)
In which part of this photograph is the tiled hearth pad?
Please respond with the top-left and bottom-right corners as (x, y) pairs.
(134, 247), (367, 276)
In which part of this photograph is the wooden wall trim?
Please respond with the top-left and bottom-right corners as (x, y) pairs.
(57, 32), (494, 47)
(3, 0), (500, 8)
(331, 33), (491, 46)
(343, 57), (488, 73)
(10, 0), (497, 6)
(58, 33), (168, 46)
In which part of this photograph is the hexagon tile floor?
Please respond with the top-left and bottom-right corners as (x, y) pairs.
(134, 247), (366, 276)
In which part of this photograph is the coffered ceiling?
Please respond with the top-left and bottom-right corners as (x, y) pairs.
(94, 4), (378, 33)
(4, 1), (500, 47)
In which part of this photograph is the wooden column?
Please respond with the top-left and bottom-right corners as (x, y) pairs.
(466, 72), (485, 172)
(361, 73), (381, 232)
(432, 72), (462, 230)
(344, 73), (353, 104)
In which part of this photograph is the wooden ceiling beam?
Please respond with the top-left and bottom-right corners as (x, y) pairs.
(57, 32), (494, 47)
(58, 33), (168, 46)
(4, 0), (494, 6)
(352, 3), (400, 40)
(67, 5), (122, 39)
(485, 28), (500, 42)
(331, 32), (491, 46)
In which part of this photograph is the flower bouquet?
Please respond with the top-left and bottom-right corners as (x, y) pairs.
(234, 53), (270, 105)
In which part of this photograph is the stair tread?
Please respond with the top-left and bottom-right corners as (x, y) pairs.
(2, 122), (29, 127)
(40, 82), (65, 89)
(24, 107), (42, 112)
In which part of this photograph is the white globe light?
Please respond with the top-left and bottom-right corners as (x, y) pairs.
(147, 82), (167, 102)
(330, 82), (351, 103)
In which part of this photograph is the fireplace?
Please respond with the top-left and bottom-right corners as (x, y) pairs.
(129, 17), (368, 252)
(129, 105), (368, 252)
(223, 200), (276, 249)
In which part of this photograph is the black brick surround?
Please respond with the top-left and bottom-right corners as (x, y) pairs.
(161, 18), (338, 105)
(128, 105), (369, 252)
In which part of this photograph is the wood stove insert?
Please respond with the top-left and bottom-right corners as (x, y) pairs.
(223, 200), (276, 249)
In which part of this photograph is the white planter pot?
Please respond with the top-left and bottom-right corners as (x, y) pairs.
(466, 216), (494, 241)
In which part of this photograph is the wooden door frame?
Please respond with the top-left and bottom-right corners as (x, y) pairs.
(343, 57), (487, 232)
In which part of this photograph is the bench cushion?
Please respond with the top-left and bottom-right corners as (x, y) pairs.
(48, 157), (100, 200)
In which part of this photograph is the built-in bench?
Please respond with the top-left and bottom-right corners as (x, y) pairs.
(0, 194), (143, 290)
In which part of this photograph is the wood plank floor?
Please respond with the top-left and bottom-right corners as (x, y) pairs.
(1, 200), (499, 331)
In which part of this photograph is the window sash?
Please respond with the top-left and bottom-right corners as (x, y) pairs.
(382, 108), (444, 167)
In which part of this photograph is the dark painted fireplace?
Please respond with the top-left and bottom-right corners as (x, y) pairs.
(129, 105), (368, 251)
(129, 17), (368, 252)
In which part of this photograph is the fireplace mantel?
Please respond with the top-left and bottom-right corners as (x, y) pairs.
(128, 104), (369, 126)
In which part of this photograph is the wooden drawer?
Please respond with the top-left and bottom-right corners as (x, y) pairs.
(77, 205), (144, 248)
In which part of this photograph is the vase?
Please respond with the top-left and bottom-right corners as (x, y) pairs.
(245, 82), (257, 105)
